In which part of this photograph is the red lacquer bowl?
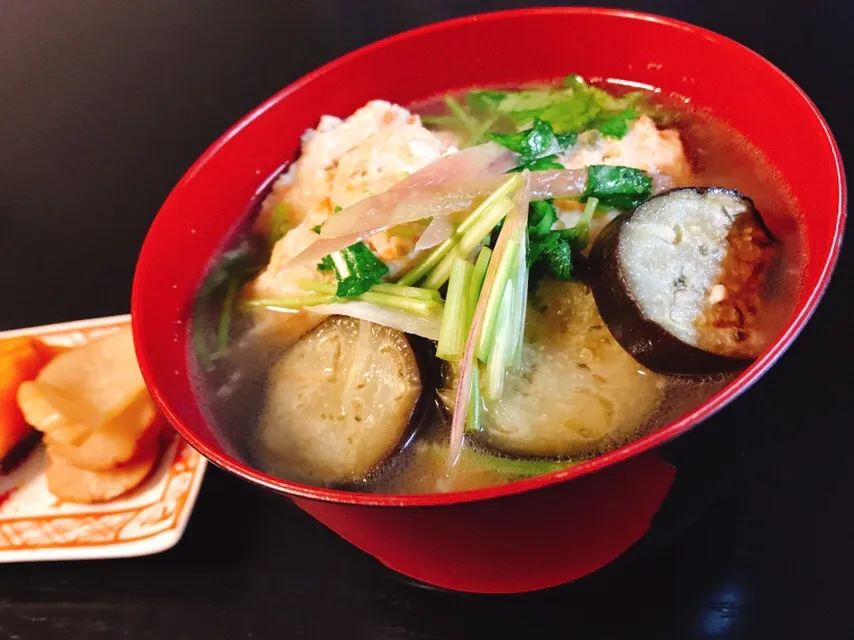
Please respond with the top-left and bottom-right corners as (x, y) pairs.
(132, 8), (846, 593)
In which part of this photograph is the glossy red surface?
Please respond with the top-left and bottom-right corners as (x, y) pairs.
(132, 7), (845, 590)
(294, 453), (675, 593)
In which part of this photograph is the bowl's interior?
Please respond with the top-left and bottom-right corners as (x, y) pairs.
(132, 7), (845, 507)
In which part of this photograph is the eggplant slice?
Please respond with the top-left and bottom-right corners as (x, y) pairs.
(255, 317), (422, 485)
(589, 187), (777, 375)
(442, 280), (664, 459)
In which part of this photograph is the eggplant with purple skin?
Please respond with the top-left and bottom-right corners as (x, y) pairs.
(589, 187), (777, 375)
(255, 317), (422, 485)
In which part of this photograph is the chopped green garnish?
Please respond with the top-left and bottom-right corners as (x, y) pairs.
(556, 131), (578, 148)
(488, 117), (563, 160)
(483, 279), (515, 400)
(318, 242), (389, 297)
(468, 246), (492, 320)
(215, 278), (239, 353)
(558, 197), (599, 251)
(422, 196), (513, 290)
(398, 174), (521, 287)
(196, 246), (256, 301)
(244, 294), (337, 309)
(493, 89), (573, 116)
(489, 118), (576, 173)
(467, 449), (577, 477)
(193, 241), (265, 369)
(470, 74), (646, 137)
(588, 86), (645, 112)
(333, 205), (343, 213)
(596, 107), (638, 139)
(295, 279), (443, 318)
(465, 366), (483, 434)
(423, 441), (577, 477)
(317, 255), (334, 272)
(371, 282), (443, 302)
(508, 249), (528, 369)
(528, 200), (558, 240)
(525, 196), (599, 281)
(535, 92), (600, 134)
(584, 165), (652, 210)
(476, 239), (519, 362)
(484, 83), (601, 133)
(436, 258), (473, 361)
(541, 234), (573, 281)
(526, 200), (558, 269)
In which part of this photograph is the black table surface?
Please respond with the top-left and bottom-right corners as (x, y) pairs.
(1, 1), (851, 638)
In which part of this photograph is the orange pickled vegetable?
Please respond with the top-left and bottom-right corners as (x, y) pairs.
(0, 337), (51, 459)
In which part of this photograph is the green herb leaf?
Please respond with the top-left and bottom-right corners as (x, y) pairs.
(526, 239), (546, 270)
(317, 255), (334, 272)
(541, 235), (573, 281)
(323, 242), (389, 297)
(333, 205), (343, 213)
(193, 240), (264, 369)
(589, 87), (644, 112)
(488, 118), (563, 159)
(596, 107), (637, 139)
(584, 165), (652, 210)
(536, 93), (600, 134)
(493, 89), (570, 115)
(489, 118), (574, 172)
(528, 200), (557, 239)
(311, 224), (323, 234)
(556, 132), (578, 148)
(197, 246), (256, 300)
(525, 198), (576, 280)
(485, 75), (646, 136)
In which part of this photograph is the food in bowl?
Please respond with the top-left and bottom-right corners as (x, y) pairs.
(190, 74), (801, 494)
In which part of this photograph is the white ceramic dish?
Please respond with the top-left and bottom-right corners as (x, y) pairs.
(0, 315), (207, 562)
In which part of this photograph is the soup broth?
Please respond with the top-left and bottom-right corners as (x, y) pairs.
(190, 77), (803, 495)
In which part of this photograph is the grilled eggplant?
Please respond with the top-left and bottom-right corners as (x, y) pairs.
(256, 317), (422, 485)
(589, 187), (777, 375)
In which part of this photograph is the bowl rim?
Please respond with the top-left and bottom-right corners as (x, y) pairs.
(133, 5), (847, 508)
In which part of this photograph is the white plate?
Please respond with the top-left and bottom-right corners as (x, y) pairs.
(0, 314), (207, 562)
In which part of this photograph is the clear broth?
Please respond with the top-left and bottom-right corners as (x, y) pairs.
(189, 81), (804, 495)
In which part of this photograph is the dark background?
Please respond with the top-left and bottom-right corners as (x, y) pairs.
(0, 1), (850, 638)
